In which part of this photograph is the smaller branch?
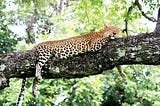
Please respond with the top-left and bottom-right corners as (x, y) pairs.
(123, 0), (157, 36)
(122, 5), (134, 36)
(122, 19), (128, 36)
(25, 9), (38, 44)
(140, 11), (157, 22)
(135, 0), (157, 22)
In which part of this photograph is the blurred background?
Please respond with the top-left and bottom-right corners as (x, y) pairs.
(0, 0), (160, 105)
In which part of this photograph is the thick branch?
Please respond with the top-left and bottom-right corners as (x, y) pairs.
(1, 31), (160, 89)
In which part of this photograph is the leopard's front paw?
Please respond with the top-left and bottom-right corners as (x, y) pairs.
(35, 75), (42, 83)
(120, 72), (126, 78)
(35, 71), (42, 82)
(32, 78), (39, 98)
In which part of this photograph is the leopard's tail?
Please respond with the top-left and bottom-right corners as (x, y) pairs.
(17, 78), (26, 106)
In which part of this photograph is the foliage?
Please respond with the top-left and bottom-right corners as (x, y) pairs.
(0, 1), (21, 54)
(0, 0), (160, 106)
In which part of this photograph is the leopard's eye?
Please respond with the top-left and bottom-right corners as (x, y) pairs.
(113, 32), (117, 35)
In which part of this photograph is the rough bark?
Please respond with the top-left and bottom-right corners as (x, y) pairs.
(0, 9), (160, 90)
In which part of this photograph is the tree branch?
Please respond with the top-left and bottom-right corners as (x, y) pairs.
(135, 0), (157, 22)
(1, 29), (160, 89)
(123, 0), (157, 36)
(154, 8), (160, 33)
(122, 4), (134, 36)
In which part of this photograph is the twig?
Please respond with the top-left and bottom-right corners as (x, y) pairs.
(135, 0), (157, 22)
(122, 4), (135, 36)
(122, 18), (128, 36)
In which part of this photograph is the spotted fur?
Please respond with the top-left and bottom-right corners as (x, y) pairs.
(32, 25), (121, 97)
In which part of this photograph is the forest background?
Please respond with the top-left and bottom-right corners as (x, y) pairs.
(0, 0), (160, 106)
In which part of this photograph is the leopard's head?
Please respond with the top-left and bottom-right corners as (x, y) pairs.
(102, 25), (119, 38)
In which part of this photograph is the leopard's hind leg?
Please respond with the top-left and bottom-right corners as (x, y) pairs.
(116, 65), (126, 78)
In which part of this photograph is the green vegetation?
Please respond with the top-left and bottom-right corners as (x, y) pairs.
(0, 2), (21, 54)
(0, 0), (160, 105)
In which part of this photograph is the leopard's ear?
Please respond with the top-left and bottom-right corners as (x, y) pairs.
(102, 25), (109, 31)
(103, 24), (109, 28)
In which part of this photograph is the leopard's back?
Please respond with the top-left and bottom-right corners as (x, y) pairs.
(33, 25), (119, 59)
(33, 34), (92, 59)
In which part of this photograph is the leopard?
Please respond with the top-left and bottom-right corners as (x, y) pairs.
(33, 25), (120, 81)
(31, 25), (125, 96)
(17, 25), (125, 106)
